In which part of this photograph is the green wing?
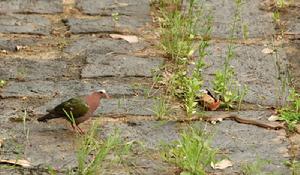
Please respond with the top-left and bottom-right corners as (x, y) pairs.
(53, 97), (89, 118)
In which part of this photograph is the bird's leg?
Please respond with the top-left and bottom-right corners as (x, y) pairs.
(76, 125), (85, 135)
(71, 124), (76, 131)
(70, 123), (82, 134)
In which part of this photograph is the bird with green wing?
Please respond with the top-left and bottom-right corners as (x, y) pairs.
(38, 89), (109, 134)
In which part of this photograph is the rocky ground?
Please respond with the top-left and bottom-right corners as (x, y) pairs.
(0, 0), (299, 174)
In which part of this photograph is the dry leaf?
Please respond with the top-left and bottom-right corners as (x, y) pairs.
(0, 138), (3, 147)
(0, 159), (31, 167)
(198, 90), (220, 111)
(261, 48), (274, 54)
(117, 3), (129, 7)
(211, 159), (233, 170)
(268, 115), (280, 122)
(16, 45), (27, 51)
(1, 50), (7, 54)
(296, 124), (300, 133)
(109, 34), (138, 43)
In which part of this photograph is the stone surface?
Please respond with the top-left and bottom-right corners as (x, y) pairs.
(96, 97), (157, 116)
(24, 125), (77, 169)
(286, 20), (300, 34)
(208, 122), (289, 174)
(0, 0), (63, 14)
(290, 133), (300, 159)
(285, 43), (300, 91)
(0, 15), (51, 35)
(0, 0), (297, 174)
(100, 121), (179, 174)
(100, 110), (290, 174)
(0, 121), (174, 175)
(281, 5), (300, 35)
(281, 5), (300, 91)
(76, 0), (150, 16)
(198, 42), (288, 106)
(66, 16), (149, 34)
(198, 0), (275, 38)
(0, 38), (37, 51)
(64, 37), (147, 56)
(0, 57), (67, 80)
(0, 99), (29, 122)
(0, 122), (77, 170)
(101, 121), (179, 149)
(81, 54), (163, 78)
(0, 80), (143, 98)
(0, 109), (292, 175)
(0, 168), (52, 175)
(192, 111), (290, 174)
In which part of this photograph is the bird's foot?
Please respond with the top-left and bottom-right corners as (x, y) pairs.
(76, 126), (85, 135)
(71, 124), (85, 135)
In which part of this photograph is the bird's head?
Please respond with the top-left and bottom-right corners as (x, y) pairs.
(96, 89), (110, 99)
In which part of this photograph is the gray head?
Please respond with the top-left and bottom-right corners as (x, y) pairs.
(96, 89), (110, 98)
(97, 89), (106, 93)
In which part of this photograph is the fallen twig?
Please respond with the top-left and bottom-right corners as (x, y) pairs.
(176, 114), (285, 130)
(0, 159), (31, 167)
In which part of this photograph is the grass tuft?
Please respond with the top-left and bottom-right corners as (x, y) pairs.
(162, 127), (216, 175)
(279, 89), (300, 131)
(155, 0), (212, 116)
(212, 0), (247, 109)
(241, 159), (279, 175)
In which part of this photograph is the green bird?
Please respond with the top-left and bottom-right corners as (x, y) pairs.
(38, 90), (110, 133)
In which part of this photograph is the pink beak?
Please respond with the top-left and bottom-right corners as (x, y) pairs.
(104, 93), (110, 99)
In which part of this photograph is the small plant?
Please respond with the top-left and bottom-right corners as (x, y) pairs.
(155, 0), (212, 116)
(272, 11), (280, 24)
(181, 25), (209, 116)
(152, 67), (164, 85)
(112, 12), (120, 22)
(57, 39), (70, 50)
(285, 159), (300, 175)
(152, 97), (171, 119)
(22, 110), (30, 141)
(48, 166), (57, 175)
(279, 89), (300, 131)
(213, 69), (248, 109)
(162, 127), (216, 175)
(74, 123), (124, 175)
(242, 23), (249, 39)
(242, 159), (278, 175)
(168, 66), (204, 117)
(184, 77), (202, 116)
(212, 0), (247, 109)
(16, 66), (27, 80)
(213, 68), (237, 107)
(63, 109), (76, 128)
(0, 79), (6, 87)
(276, 0), (287, 8)
(158, 0), (199, 63)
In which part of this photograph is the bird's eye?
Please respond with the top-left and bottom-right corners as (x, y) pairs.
(98, 90), (106, 94)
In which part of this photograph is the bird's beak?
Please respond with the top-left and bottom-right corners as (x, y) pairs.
(105, 93), (110, 99)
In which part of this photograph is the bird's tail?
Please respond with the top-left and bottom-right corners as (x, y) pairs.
(37, 113), (59, 122)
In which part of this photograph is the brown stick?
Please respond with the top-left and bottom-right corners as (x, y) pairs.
(176, 114), (285, 130)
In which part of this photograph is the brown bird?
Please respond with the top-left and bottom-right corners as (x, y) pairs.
(37, 90), (109, 134)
